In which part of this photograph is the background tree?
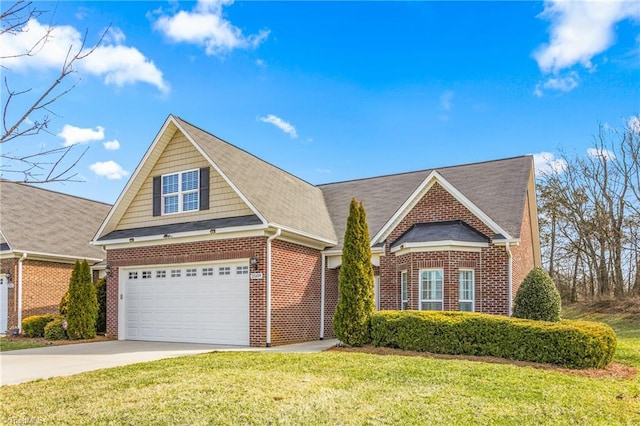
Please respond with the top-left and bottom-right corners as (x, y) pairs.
(538, 119), (640, 301)
(1, 0), (106, 183)
(66, 260), (98, 340)
(333, 199), (375, 346)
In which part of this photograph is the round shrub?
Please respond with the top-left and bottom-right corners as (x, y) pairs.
(22, 315), (56, 337)
(513, 267), (561, 322)
(44, 317), (68, 340)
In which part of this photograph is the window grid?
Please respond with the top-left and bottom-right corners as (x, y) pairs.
(128, 271), (138, 280)
(161, 169), (199, 215)
(459, 269), (475, 312)
(202, 267), (214, 276)
(219, 266), (231, 276)
(236, 266), (249, 275)
(171, 269), (181, 278)
(142, 271), (152, 279)
(401, 271), (408, 310)
(186, 268), (197, 277)
(420, 269), (443, 311)
(156, 270), (166, 279)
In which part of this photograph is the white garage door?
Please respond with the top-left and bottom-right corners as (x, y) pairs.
(123, 262), (249, 345)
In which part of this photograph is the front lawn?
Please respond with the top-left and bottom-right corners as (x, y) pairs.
(0, 337), (46, 352)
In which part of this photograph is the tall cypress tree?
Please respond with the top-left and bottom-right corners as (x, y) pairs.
(66, 260), (98, 339)
(333, 199), (374, 346)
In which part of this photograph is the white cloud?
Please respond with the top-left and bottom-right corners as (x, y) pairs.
(0, 19), (168, 93)
(533, 1), (640, 74)
(532, 152), (568, 176)
(57, 124), (105, 147)
(587, 147), (616, 160)
(258, 114), (298, 139)
(315, 168), (332, 174)
(103, 139), (120, 150)
(89, 161), (129, 180)
(628, 115), (640, 133)
(439, 90), (454, 110)
(534, 71), (580, 97)
(154, 0), (269, 56)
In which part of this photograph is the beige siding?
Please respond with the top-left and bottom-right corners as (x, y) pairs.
(118, 132), (254, 230)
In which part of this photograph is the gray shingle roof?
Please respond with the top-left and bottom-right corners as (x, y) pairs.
(175, 117), (338, 244)
(0, 181), (111, 260)
(98, 215), (262, 241)
(391, 220), (490, 248)
(319, 156), (532, 249)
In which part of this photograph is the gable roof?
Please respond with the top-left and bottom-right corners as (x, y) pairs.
(319, 156), (533, 249)
(0, 180), (111, 261)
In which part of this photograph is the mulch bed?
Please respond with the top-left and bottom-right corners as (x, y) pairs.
(328, 345), (637, 379)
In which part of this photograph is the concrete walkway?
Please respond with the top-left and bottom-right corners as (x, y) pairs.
(0, 338), (338, 386)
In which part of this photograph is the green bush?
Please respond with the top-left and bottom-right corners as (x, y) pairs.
(371, 311), (616, 369)
(59, 291), (69, 315)
(44, 317), (68, 340)
(22, 315), (56, 337)
(66, 260), (98, 340)
(513, 267), (561, 322)
(96, 277), (107, 334)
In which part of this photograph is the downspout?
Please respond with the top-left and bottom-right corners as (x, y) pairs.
(320, 252), (326, 340)
(266, 227), (281, 347)
(505, 242), (513, 316)
(17, 252), (27, 333)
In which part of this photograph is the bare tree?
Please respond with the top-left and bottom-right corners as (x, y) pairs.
(1, 0), (107, 183)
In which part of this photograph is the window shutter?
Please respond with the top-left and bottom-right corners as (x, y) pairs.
(152, 176), (161, 216)
(199, 167), (210, 210)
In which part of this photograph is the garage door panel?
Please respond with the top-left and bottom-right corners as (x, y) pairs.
(124, 262), (249, 345)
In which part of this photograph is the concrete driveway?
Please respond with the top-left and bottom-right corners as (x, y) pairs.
(0, 338), (338, 386)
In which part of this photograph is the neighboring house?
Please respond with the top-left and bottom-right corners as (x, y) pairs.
(0, 181), (111, 333)
(93, 115), (541, 347)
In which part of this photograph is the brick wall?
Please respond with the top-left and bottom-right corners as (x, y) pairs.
(1, 258), (73, 330)
(378, 182), (510, 315)
(324, 267), (339, 338)
(107, 236), (272, 346)
(270, 239), (322, 345)
(511, 196), (536, 302)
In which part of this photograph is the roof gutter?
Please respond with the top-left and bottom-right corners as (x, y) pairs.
(17, 252), (27, 333)
(266, 227), (281, 347)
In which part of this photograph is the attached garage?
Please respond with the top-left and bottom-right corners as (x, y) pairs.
(120, 261), (250, 345)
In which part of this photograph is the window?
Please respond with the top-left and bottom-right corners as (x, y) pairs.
(401, 271), (408, 310)
(142, 271), (152, 279)
(459, 270), (475, 312)
(162, 169), (199, 214)
(202, 267), (214, 276)
(186, 268), (197, 277)
(236, 266), (249, 275)
(171, 269), (181, 278)
(128, 271), (138, 280)
(156, 270), (166, 279)
(219, 266), (230, 276)
(420, 269), (443, 311)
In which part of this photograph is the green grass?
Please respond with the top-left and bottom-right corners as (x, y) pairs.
(0, 337), (46, 352)
(1, 307), (639, 425)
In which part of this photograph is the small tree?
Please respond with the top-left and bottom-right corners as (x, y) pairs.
(95, 277), (107, 334)
(333, 199), (375, 346)
(66, 260), (98, 339)
(513, 267), (562, 322)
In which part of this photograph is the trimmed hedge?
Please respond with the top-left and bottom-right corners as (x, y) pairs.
(44, 317), (68, 340)
(513, 267), (561, 322)
(371, 311), (616, 369)
(22, 315), (56, 338)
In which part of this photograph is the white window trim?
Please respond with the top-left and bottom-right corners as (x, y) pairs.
(459, 269), (475, 312)
(419, 268), (444, 311)
(400, 270), (408, 310)
(161, 168), (200, 215)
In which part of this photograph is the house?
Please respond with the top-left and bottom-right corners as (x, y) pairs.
(0, 181), (111, 333)
(92, 115), (541, 347)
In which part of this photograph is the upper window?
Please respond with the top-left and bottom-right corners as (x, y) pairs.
(420, 269), (443, 311)
(400, 271), (408, 310)
(459, 270), (475, 312)
(162, 169), (199, 215)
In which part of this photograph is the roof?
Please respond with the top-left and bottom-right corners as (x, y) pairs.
(170, 117), (337, 244)
(99, 215), (262, 241)
(319, 156), (532, 249)
(391, 220), (490, 248)
(0, 181), (111, 260)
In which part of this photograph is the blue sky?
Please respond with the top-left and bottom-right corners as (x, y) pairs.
(1, 0), (639, 204)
